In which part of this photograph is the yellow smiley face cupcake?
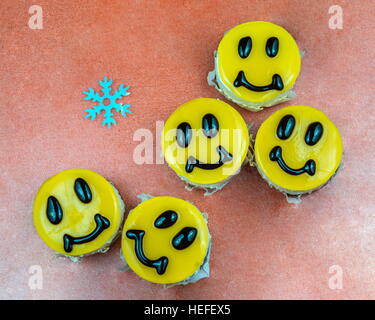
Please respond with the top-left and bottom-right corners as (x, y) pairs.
(161, 98), (250, 195)
(121, 195), (210, 285)
(208, 21), (301, 111)
(33, 169), (125, 260)
(254, 105), (343, 202)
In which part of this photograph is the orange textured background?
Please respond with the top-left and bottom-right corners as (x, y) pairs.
(1, 0), (374, 299)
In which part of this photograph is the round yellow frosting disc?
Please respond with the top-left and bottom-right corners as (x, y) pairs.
(33, 169), (123, 256)
(217, 21), (301, 104)
(161, 98), (249, 185)
(122, 196), (209, 284)
(255, 105), (343, 192)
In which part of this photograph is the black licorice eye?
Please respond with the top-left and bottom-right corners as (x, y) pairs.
(202, 114), (219, 138)
(154, 211), (178, 229)
(46, 196), (63, 224)
(172, 227), (197, 250)
(305, 122), (323, 146)
(176, 122), (192, 148)
(74, 178), (92, 203)
(277, 115), (295, 140)
(238, 36), (252, 58)
(266, 37), (279, 58)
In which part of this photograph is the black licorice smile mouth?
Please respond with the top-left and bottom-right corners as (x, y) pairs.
(63, 214), (110, 253)
(234, 70), (284, 92)
(185, 146), (233, 173)
(126, 229), (169, 275)
(269, 146), (316, 176)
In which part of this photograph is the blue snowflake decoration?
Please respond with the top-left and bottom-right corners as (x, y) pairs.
(83, 76), (132, 128)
